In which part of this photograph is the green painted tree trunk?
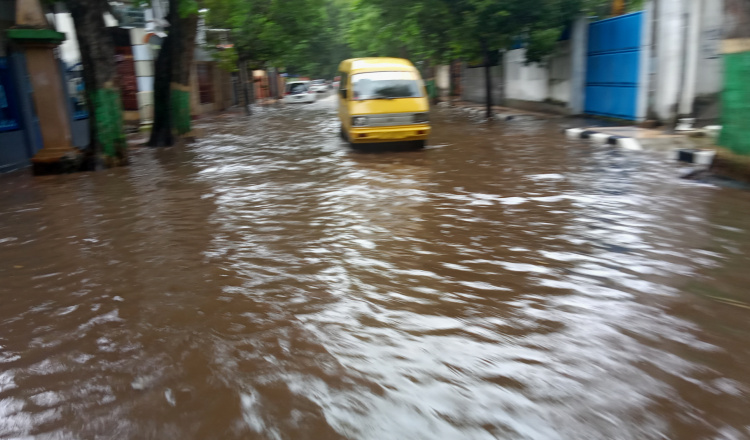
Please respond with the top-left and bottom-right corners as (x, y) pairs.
(171, 84), (192, 135)
(238, 59), (251, 115)
(65, 0), (127, 167)
(92, 88), (126, 159)
(148, 0), (198, 147)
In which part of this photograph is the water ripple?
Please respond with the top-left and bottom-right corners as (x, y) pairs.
(0, 97), (749, 438)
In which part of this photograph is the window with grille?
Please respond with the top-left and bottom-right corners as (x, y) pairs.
(197, 64), (213, 104)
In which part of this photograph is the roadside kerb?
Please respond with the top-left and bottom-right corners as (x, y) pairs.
(565, 127), (716, 166)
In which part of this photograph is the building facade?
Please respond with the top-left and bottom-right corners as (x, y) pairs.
(53, 2), (236, 128)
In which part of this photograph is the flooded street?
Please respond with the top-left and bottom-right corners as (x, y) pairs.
(2, 96), (750, 439)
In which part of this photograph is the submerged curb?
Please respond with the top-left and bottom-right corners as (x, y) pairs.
(437, 102), (542, 121)
(565, 128), (643, 150)
(565, 127), (717, 167)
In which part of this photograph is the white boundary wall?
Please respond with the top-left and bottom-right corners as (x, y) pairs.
(458, 0), (724, 122)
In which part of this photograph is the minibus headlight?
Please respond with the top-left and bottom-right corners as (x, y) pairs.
(413, 112), (429, 124)
(352, 116), (368, 126)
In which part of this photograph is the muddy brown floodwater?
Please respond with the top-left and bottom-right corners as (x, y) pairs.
(2, 96), (750, 439)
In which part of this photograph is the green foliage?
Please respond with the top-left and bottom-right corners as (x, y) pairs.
(346, 0), (611, 67)
(625, 0), (646, 13)
(347, 0), (453, 64)
(525, 28), (562, 64)
(129, 0), (199, 23)
(214, 47), (239, 72)
(178, 0), (200, 18)
(203, 0), (613, 77)
(204, 0), (350, 77)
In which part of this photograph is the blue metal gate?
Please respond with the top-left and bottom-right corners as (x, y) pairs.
(584, 12), (643, 120)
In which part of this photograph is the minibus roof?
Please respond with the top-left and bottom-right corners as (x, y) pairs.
(338, 57), (417, 74)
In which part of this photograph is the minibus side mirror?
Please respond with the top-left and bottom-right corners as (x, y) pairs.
(340, 89), (347, 99)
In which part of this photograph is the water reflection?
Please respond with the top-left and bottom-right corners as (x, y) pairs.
(0, 97), (749, 439)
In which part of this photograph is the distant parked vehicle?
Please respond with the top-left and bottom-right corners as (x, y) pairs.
(309, 79), (329, 93)
(283, 81), (316, 104)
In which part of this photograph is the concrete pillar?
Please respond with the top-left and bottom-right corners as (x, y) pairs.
(15, 0), (46, 27)
(10, 0), (78, 173)
(679, 0), (702, 116)
(23, 42), (78, 166)
(435, 65), (450, 98)
(654, 0), (687, 122)
(695, 0), (724, 98)
(568, 16), (589, 115)
(459, 62), (467, 102)
(636, 0), (654, 121)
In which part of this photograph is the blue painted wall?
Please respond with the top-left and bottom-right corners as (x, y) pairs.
(0, 55), (37, 172)
(0, 52), (88, 173)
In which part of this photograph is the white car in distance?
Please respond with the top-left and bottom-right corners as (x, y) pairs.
(283, 81), (316, 104)
(308, 79), (329, 94)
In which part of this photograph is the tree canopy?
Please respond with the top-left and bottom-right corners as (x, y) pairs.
(204, 0), (619, 77)
(203, 0), (351, 77)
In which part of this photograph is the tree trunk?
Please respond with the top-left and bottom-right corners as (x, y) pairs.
(148, 0), (198, 146)
(237, 59), (250, 115)
(481, 39), (493, 119)
(172, 9), (197, 134)
(149, 26), (174, 146)
(267, 67), (276, 100)
(65, 0), (126, 167)
(248, 63), (255, 107)
(422, 59), (436, 105)
(498, 51), (505, 106)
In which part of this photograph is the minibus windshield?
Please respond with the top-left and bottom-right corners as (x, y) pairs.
(351, 71), (422, 100)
